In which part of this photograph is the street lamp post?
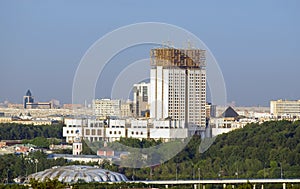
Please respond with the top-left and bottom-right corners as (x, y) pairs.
(280, 163), (283, 179)
(264, 162), (266, 179)
(35, 159), (38, 173)
(198, 168), (201, 189)
(235, 164), (239, 179)
(6, 169), (9, 184)
(176, 163), (178, 181)
(192, 164), (195, 180)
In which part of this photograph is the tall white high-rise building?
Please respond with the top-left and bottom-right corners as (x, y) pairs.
(150, 48), (206, 128)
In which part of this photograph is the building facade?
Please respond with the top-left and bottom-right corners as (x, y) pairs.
(270, 99), (300, 117)
(149, 48), (206, 128)
(62, 118), (190, 143)
(23, 90), (51, 109)
(92, 99), (121, 119)
(206, 102), (216, 118)
(63, 118), (86, 143)
(133, 82), (150, 117)
(120, 100), (134, 118)
(23, 90), (34, 109)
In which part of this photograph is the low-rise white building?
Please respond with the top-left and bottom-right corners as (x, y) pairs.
(127, 120), (148, 139)
(63, 118), (192, 144)
(210, 107), (258, 137)
(150, 120), (188, 141)
(105, 120), (126, 142)
(63, 118), (86, 143)
(149, 128), (188, 142)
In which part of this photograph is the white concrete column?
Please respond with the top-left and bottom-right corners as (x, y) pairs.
(223, 184), (226, 188)
(253, 184), (256, 189)
(261, 184), (264, 189)
(202, 184), (205, 189)
(165, 184), (168, 188)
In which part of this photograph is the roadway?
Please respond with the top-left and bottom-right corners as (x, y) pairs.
(129, 179), (300, 189)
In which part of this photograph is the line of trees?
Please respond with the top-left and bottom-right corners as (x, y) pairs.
(0, 123), (63, 140)
(120, 120), (300, 180)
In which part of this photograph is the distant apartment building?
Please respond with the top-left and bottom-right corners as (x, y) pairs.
(120, 100), (134, 118)
(270, 99), (300, 117)
(206, 102), (216, 118)
(62, 104), (83, 110)
(150, 48), (206, 128)
(92, 99), (121, 119)
(133, 82), (150, 117)
(49, 99), (60, 108)
(8, 103), (24, 109)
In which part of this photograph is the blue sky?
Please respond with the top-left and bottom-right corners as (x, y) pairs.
(0, 0), (299, 106)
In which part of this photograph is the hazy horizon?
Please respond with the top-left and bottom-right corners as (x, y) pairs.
(1, 0), (299, 106)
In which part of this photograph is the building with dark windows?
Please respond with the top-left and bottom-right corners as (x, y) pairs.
(133, 82), (150, 117)
(23, 90), (34, 109)
(23, 89), (51, 109)
(150, 48), (206, 128)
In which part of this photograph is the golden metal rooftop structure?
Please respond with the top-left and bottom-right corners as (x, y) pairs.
(150, 48), (206, 68)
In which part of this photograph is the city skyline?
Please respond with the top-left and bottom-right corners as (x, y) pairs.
(0, 0), (299, 106)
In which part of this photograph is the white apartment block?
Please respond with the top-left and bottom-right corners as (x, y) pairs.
(92, 99), (121, 119)
(270, 99), (300, 117)
(150, 48), (206, 128)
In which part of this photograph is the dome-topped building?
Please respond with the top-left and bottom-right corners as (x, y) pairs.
(27, 165), (128, 183)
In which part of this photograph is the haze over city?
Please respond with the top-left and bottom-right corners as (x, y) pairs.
(0, 0), (299, 106)
(1, 1), (300, 188)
